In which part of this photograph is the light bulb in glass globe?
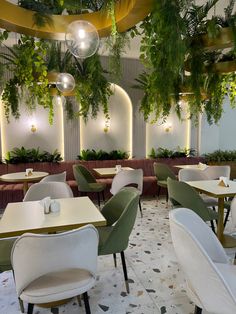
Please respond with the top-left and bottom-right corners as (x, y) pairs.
(56, 73), (75, 93)
(65, 20), (100, 58)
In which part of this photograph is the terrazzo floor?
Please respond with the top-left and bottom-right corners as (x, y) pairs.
(0, 197), (235, 314)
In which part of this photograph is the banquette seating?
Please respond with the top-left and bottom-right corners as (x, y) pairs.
(0, 157), (202, 208)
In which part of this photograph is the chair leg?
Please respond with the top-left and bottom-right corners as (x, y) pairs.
(194, 305), (202, 314)
(27, 303), (34, 314)
(51, 308), (59, 314)
(113, 253), (117, 267)
(102, 190), (105, 202)
(120, 251), (130, 294)
(139, 199), (143, 218)
(224, 208), (231, 227)
(210, 220), (215, 233)
(157, 185), (161, 199)
(18, 298), (24, 313)
(83, 292), (91, 314)
(97, 192), (100, 207)
(166, 190), (168, 203)
(77, 295), (82, 307)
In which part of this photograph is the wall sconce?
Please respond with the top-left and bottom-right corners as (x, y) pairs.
(104, 119), (110, 133)
(31, 124), (37, 133)
(164, 123), (172, 133)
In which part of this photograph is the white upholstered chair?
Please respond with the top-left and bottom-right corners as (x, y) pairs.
(110, 169), (143, 216)
(11, 225), (99, 314)
(23, 182), (73, 202)
(204, 165), (230, 180)
(169, 208), (236, 314)
(40, 171), (66, 182)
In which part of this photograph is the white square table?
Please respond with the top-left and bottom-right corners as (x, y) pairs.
(187, 180), (236, 248)
(93, 167), (133, 178)
(0, 197), (106, 238)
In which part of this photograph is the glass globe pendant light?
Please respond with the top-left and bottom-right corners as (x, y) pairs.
(56, 73), (75, 93)
(65, 20), (100, 58)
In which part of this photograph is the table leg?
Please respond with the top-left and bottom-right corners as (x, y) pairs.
(23, 182), (28, 196)
(217, 197), (236, 248)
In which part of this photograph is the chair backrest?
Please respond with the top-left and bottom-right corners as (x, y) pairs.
(110, 169), (143, 195)
(178, 168), (208, 181)
(40, 171), (66, 182)
(23, 182), (73, 201)
(204, 165), (231, 180)
(167, 178), (212, 221)
(153, 162), (176, 181)
(169, 208), (236, 314)
(73, 164), (96, 191)
(11, 225), (98, 297)
(99, 187), (139, 254)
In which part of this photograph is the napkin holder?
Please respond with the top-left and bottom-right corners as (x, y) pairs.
(50, 200), (60, 213)
(218, 177), (229, 187)
(39, 197), (51, 214)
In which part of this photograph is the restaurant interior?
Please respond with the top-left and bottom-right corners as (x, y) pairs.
(1, 0), (236, 313)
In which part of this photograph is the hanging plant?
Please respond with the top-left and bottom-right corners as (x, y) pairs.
(0, 36), (53, 123)
(138, 0), (236, 125)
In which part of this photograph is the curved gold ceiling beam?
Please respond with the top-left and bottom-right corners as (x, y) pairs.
(0, 0), (154, 40)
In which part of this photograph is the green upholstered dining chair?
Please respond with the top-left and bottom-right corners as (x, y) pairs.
(0, 238), (24, 313)
(73, 164), (106, 207)
(97, 187), (139, 293)
(153, 162), (176, 202)
(167, 178), (218, 232)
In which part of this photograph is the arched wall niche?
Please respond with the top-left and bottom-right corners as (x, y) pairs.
(80, 84), (132, 157)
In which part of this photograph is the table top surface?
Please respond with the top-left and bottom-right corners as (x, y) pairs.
(93, 167), (133, 177)
(0, 196), (106, 238)
(0, 171), (49, 183)
(174, 164), (208, 170)
(187, 180), (236, 197)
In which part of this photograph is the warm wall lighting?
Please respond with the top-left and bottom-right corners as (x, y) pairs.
(104, 119), (110, 133)
(31, 124), (37, 133)
(164, 123), (172, 133)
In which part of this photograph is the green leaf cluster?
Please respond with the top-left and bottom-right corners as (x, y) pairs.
(149, 147), (195, 159)
(204, 150), (236, 162)
(138, 0), (236, 125)
(77, 149), (129, 161)
(5, 147), (62, 164)
(0, 36), (53, 123)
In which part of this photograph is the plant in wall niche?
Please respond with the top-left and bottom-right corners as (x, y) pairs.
(5, 147), (62, 164)
(149, 147), (195, 159)
(138, 0), (236, 125)
(0, 36), (53, 123)
(77, 149), (129, 161)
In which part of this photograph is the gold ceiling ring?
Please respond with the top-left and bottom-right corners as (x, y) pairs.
(0, 0), (154, 40)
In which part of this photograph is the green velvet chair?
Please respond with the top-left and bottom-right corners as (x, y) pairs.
(153, 162), (176, 202)
(167, 178), (218, 232)
(73, 164), (106, 207)
(0, 238), (24, 313)
(97, 187), (139, 293)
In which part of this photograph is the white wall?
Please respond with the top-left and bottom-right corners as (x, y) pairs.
(0, 100), (64, 158)
(146, 105), (191, 157)
(80, 84), (132, 155)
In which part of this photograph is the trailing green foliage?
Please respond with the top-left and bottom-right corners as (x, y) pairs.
(204, 150), (236, 162)
(77, 149), (129, 160)
(149, 147), (195, 159)
(5, 147), (62, 164)
(138, 0), (236, 124)
(0, 36), (53, 123)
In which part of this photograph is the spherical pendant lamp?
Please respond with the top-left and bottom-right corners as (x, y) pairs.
(56, 73), (75, 93)
(65, 20), (100, 58)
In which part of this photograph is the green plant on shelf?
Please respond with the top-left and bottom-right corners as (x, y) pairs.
(5, 147), (62, 164)
(204, 150), (236, 162)
(149, 147), (195, 159)
(77, 149), (129, 161)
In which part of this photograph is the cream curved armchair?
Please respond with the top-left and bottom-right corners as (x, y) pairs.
(11, 225), (99, 314)
(23, 182), (73, 201)
(40, 171), (66, 182)
(169, 208), (236, 314)
(110, 169), (143, 217)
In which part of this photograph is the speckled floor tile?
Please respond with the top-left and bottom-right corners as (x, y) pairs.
(0, 197), (235, 314)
